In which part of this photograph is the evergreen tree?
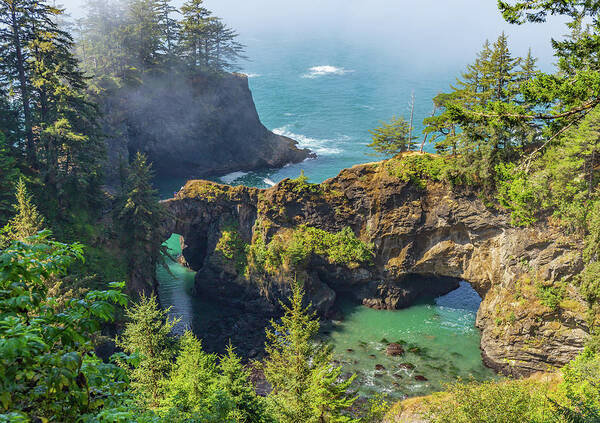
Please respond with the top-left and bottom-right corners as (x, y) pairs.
(216, 343), (271, 423)
(423, 34), (537, 186)
(123, 0), (163, 70)
(118, 152), (166, 291)
(156, 0), (179, 60)
(0, 0), (39, 163)
(161, 331), (226, 420)
(4, 177), (45, 242)
(206, 18), (245, 72)
(117, 293), (178, 407)
(367, 116), (415, 156)
(262, 283), (358, 423)
(179, 0), (213, 70)
(0, 131), (19, 224)
(76, 0), (128, 77)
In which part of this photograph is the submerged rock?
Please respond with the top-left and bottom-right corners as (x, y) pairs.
(375, 364), (386, 371)
(386, 343), (405, 356)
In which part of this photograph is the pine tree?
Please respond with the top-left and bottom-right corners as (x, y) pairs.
(117, 293), (178, 407)
(0, 131), (19, 225)
(0, 0), (38, 163)
(123, 0), (163, 69)
(179, 0), (213, 70)
(489, 32), (520, 102)
(206, 18), (245, 72)
(216, 342), (270, 423)
(262, 283), (358, 423)
(4, 177), (45, 242)
(367, 116), (415, 156)
(161, 331), (222, 418)
(156, 0), (179, 60)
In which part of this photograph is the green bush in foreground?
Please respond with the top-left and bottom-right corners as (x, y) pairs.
(422, 348), (600, 423)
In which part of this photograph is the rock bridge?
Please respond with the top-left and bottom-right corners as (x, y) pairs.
(160, 161), (589, 376)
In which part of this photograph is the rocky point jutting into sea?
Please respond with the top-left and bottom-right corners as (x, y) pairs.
(99, 71), (312, 185)
(160, 156), (589, 377)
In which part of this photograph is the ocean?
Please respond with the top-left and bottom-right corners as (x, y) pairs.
(156, 35), (497, 398)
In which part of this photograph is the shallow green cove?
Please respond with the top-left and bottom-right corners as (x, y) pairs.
(323, 286), (496, 398)
(157, 227), (496, 399)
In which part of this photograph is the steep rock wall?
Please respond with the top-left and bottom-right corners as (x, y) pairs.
(161, 160), (589, 375)
(100, 72), (311, 184)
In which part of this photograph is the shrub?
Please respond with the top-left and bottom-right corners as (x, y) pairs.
(248, 225), (374, 275)
(385, 154), (450, 188)
(424, 379), (553, 423)
(536, 282), (565, 311)
(215, 223), (249, 274)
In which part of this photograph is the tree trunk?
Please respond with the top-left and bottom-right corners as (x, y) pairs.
(10, 6), (35, 165)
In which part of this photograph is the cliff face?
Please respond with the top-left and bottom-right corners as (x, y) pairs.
(161, 159), (589, 375)
(101, 72), (311, 184)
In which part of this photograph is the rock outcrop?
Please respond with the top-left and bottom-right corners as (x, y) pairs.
(161, 158), (589, 375)
(100, 71), (311, 184)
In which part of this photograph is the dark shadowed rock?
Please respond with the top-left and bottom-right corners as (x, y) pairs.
(386, 343), (405, 357)
(101, 72), (312, 185)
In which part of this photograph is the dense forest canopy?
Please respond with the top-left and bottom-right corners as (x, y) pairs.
(1, 0), (600, 421)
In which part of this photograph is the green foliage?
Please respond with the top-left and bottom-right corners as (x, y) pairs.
(495, 162), (538, 226)
(262, 283), (358, 423)
(1, 178), (45, 246)
(384, 154), (451, 188)
(215, 343), (272, 423)
(248, 225), (374, 275)
(555, 347), (600, 421)
(424, 379), (553, 423)
(0, 233), (140, 421)
(160, 331), (224, 420)
(76, 0), (245, 77)
(215, 222), (249, 273)
(118, 153), (167, 288)
(536, 282), (565, 311)
(289, 170), (323, 195)
(359, 394), (391, 423)
(0, 132), (18, 225)
(580, 262), (600, 304)
(117, 294), (178, 407)
(368, 116), (415, 156)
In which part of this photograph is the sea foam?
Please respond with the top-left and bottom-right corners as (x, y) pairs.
(220, 171), (248, 184)
(302, 65), (353, 79)
(273, 125), (342, 155)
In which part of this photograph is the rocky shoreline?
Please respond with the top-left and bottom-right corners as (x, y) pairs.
(160, 159), (589, 376)
(101, 71), (312, 185)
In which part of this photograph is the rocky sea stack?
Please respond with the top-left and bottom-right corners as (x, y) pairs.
(101, 71), (312, 184)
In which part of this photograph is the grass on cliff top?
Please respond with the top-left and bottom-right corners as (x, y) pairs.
(177, 180), (235, 201)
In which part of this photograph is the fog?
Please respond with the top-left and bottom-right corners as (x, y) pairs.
(59, 0), (567, 70)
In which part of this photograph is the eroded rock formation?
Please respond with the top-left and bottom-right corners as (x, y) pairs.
(161, 160), (589, 375)
(100, 71), (311, 184)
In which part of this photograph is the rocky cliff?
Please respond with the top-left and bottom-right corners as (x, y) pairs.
(161, 156), (590, 375)
(100, 71), (311, 184)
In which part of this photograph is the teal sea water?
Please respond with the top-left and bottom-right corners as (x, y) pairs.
(157, 36), (496, 398)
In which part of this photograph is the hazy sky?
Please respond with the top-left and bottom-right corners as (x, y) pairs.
(59, 0), (567, 69)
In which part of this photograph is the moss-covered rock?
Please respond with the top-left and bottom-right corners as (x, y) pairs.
(161, 155), (589, 375)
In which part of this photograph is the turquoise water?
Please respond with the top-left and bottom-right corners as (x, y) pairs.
(326, 284), (495, 398)
(156, 36), (497, 398)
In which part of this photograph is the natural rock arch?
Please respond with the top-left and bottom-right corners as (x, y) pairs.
(160, 162), (589, 376)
